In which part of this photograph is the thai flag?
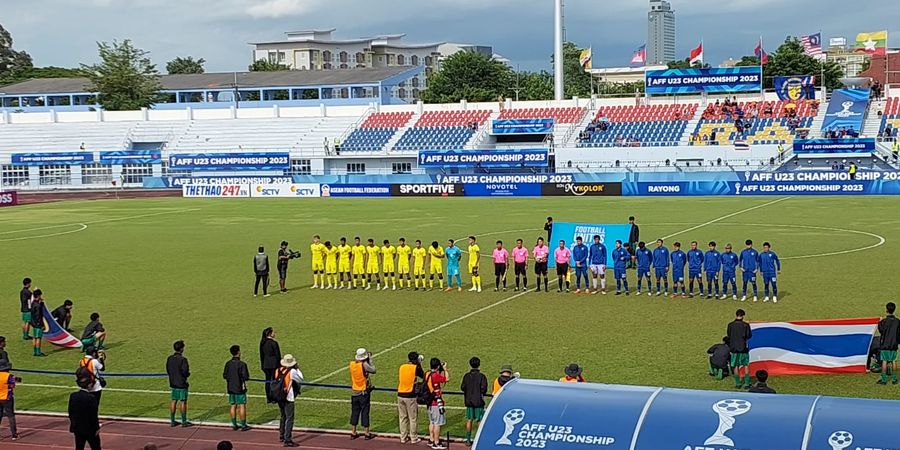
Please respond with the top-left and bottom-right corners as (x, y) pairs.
(40, 304), (83, 349)
(734, 139), (750, 150)
(749, 318), (880, 375)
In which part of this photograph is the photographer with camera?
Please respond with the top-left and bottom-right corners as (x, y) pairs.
(253, 246), (270, 298)
(0, 341), (20, 441)
(277, 241), (294, 294)
(397, 351), (425, 444)
(349, 348), (377, 440)
(426, 358), (449, 450)
(78, 346), (106, 403)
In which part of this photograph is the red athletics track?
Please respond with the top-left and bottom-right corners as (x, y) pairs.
(0, 414), (414, 450)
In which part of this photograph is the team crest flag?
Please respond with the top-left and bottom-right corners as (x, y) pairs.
(855, 30), (887, 55)
(630, 45), (646, 66)
(689, 42), (703, 65)
(749, 318), (879, 375)
(41, 303), (83, 348)
(579, 47), (592, 70)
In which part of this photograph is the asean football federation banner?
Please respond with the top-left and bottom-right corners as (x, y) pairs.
(492, 119), (555, 135)
(419, 149), (549, 168)
(793, 138), (875, 154)
(99, 150), (162, 165)
(821, 89), (870, 133)
(645, 67), (762, 94)
(775, 76), (817, 101)
(11, 152), (94, 166)
(474, 379), (900, 450)
(168, 152), (290, 171)
(548, 222), (633, 268)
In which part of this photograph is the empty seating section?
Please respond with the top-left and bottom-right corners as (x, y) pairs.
(393, 110), (490, 151)
(172, 117), (326, 152)
(578, 104), (697, 147)
(0, 121), (133, 153)
(880, 97), (900, 138)
(498, 107), (585, 124)
(340, 111), (413, 152)
(692, 100), (818, 145)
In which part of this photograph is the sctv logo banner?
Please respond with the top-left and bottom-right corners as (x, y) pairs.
(251, 184), (321, 198)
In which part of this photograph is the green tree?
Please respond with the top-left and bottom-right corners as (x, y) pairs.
(166, 56), (205, 74)
(249, 59), (290, 72)
(667, 58), (710, 69)
(556, 42), (593, 98)
(0, 66), (85, 86)
(80, 40), (162, 111)
(0, 23), (33, 77)
(510, 70), (553, 101)
(421, 50), (512, 103)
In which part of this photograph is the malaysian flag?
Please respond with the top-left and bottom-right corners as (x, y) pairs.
(801, 33), (825, 60)
(41, 303), (83, 348)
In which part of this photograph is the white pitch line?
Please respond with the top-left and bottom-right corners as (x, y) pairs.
(0, 223), (88, 242)
(735, 223), (886, 260)
(660, 197), (791, 240)
(0, 208), (200, 240)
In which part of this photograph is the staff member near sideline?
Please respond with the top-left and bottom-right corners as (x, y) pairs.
(253, 246), (270, 298)
(259, 327), (281, 403)
(349, 348), (376, 440)
(69, 374), (101, 450)
(543, 217), (554, 242)
(627, 216), (639, 268)
(0, 358), (20, 441)
(397, 352), (425, 444)
(166, 340), (192, 427)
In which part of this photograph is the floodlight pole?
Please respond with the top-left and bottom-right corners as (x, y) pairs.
(554, 0), (564, 101)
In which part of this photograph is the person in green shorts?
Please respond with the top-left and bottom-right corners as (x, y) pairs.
(80, 313), (106, 351)
(707, 337), (731, 381)
(726, 309), (752, 389)
(28, 290), (46, 357)
(20, 278), (32, 341)
(877, 302), (899, 385)
(166, 340), (192, 427)
(460, 357), (487, 446)
(223, 345), (250, 431)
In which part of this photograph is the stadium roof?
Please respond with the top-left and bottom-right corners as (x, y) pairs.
(0, 67), (417, 95)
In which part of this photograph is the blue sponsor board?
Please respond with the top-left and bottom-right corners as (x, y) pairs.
(166, 176), (293, 187)
(492, 119), (555, 135)
(622, 181), (734, 196)
(775, 75), (816, 101)
(434, 174), (574, 184)
(623, 177), (900, 196)
(548, 222), (633, 268)
(168, 152), (290, 171)
(11, 152), (93, 165)
(645, 67), (762, 94)
(419, 149), (549, 168)
(793, 138), (875, 154)
(320, 184), (392, 197)
(99, 149), (162, 164)
(821, 88), (870, 133)
(464, 183), (542, 197)
(806, 397), (900, 450)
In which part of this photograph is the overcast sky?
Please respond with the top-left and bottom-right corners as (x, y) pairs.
(4, 0), (898, 73)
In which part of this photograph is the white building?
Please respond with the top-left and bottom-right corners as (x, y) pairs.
(251, 29), (502, 102)
(826, 37), (871, 78)
(647, 0), (676, 65)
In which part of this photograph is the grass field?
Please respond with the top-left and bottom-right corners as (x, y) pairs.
(2, 195), (900, 436)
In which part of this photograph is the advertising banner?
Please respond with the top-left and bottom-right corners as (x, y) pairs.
(548, 222), (633, 268)
(390, 184), (464, 197)
(624, 174), (900, 196)
(793, 138), (875, 154)
(181, 185), (249, 198)
(250, 183), (320, 198)
(492, 119), (555, 135)
(418, 149), (549, 168)
(775, 75), (816, 101)
(805, 397), (900, 450)
(821, 88), (870, 132)
(541, 183), (622, 197)
(11, 152), (93, 166)
(167, 176), (293, 187)
(434, 174), (575, 185)
(321, 184), (392, 198)
(464, 183), (542, 197)
(168, 152), (290, 171)
(99, 150), (162, 165)
(0, 191), (18, 207)
(645, 67), (762, 94)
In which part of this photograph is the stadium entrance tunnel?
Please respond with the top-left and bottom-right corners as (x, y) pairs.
(472, 379), (900, 450)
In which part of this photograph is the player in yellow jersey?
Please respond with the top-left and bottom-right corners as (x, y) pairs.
(468, 236), (482, 292)
(324, 241), (339, 288)
(396, 238), (413, 288)
(351, 237), (367, 289)
(337, 237), (352, 289)
(412, 240), (427, 290)
(381, 239), (397, 290)
(428, 241), (445, 290)
(365, 239), (382, 290)
(310, 235), (327, 289)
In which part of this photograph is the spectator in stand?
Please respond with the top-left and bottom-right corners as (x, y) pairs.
(702, 134), (709, 143)
(710, 130), (717, 143)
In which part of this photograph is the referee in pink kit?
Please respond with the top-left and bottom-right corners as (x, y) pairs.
(554, 241), (571, 293)
(512, 239), (529, 291)
(492, 241), (510, 292)
(533, 238), (550, 292)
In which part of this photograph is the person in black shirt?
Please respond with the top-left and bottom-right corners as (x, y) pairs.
(0, 336), (8, 369)
(81, 313), (106, 350)
(748, 370), (776, 394)
(253, 246), (270, 298)
(68, 375), (101, 450)
(223, 345), (251, 431)
(627, 217), (639, 268)
(543, 217), (553, 242)
(707, 336), (731, 380)
(877, 302), (900, 385)
(460, 357), (487, 445)
(29, 290), (47, 357)
(52, 299), (74, 332)
(20, 278), (32, 341)
(277, 241), (290, 294)
(727, 309), (752, 389)
(166, 340), (191, 427)
(259, 327), (282, 403)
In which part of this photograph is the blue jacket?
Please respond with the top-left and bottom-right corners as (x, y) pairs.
(572, 244), (589, 266)
(740, 248), (760, 272)
(721, 252), (739, 273)
(652, 246), (670, 269)
(589, 243), (607, 265)
(671, 250), (687, 272)
(612, 247), (630, 269)
(704, 250), (722, 273)
(759, 251), (781, 274)
(687, 249), (704, 272)
(635, 248), (653, 270)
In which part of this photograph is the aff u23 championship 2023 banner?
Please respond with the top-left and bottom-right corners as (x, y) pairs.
(645, 67), (762, 94)
(548, 222), (633, 268)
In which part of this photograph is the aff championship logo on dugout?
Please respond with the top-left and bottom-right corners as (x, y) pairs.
(494, 409), (616, 448)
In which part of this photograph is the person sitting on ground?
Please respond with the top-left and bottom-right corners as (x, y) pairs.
(748, 370), (776, 394)
(51, 299), (74, 332)
(560, 363), (585, 382)
(81, 313), (106, 350)
(707, 336), (731, 380)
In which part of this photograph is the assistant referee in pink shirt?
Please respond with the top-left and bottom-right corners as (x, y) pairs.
(492, 241), (510, 292)
(554, 241), (571, 293)
(512, 239), (529, 291)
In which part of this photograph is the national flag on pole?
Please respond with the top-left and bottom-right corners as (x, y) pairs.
(754, 40), (769, 65)
(801, 33), (825, 60)
(41, 303), (83, 349)
(749, 317), (880, 376)
(579, 47), (592, 70)
(630, 45), (646, 66)
(689, 42), (703, 65)
(734, 139), (750, 151)
(855, 30), (888, 55)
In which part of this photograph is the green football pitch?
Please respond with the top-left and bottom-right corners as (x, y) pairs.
(2, 195), (899, 435)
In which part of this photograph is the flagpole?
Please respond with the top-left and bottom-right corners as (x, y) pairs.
(759, 35), (764, 100)
(820, 29), (825, 100)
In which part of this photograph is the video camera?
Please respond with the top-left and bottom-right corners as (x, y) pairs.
(288, 250), (302, 260)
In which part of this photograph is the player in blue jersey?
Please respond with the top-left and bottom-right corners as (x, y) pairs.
(759, 242), (781, 303)
(703, 242), (722, 299)
(571, 237), (589, 294)
(686, 241), (705, 298)
(588, 235), (608, 295)
(445, 239), (463, 292)
(611, 241), (630, 296)
(670, 242), (687, 298)
(634, 242), (653, 296)
(720, 243), (739, 300)
(652, 239), (670, 296)
(739, 239), (760, 302)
